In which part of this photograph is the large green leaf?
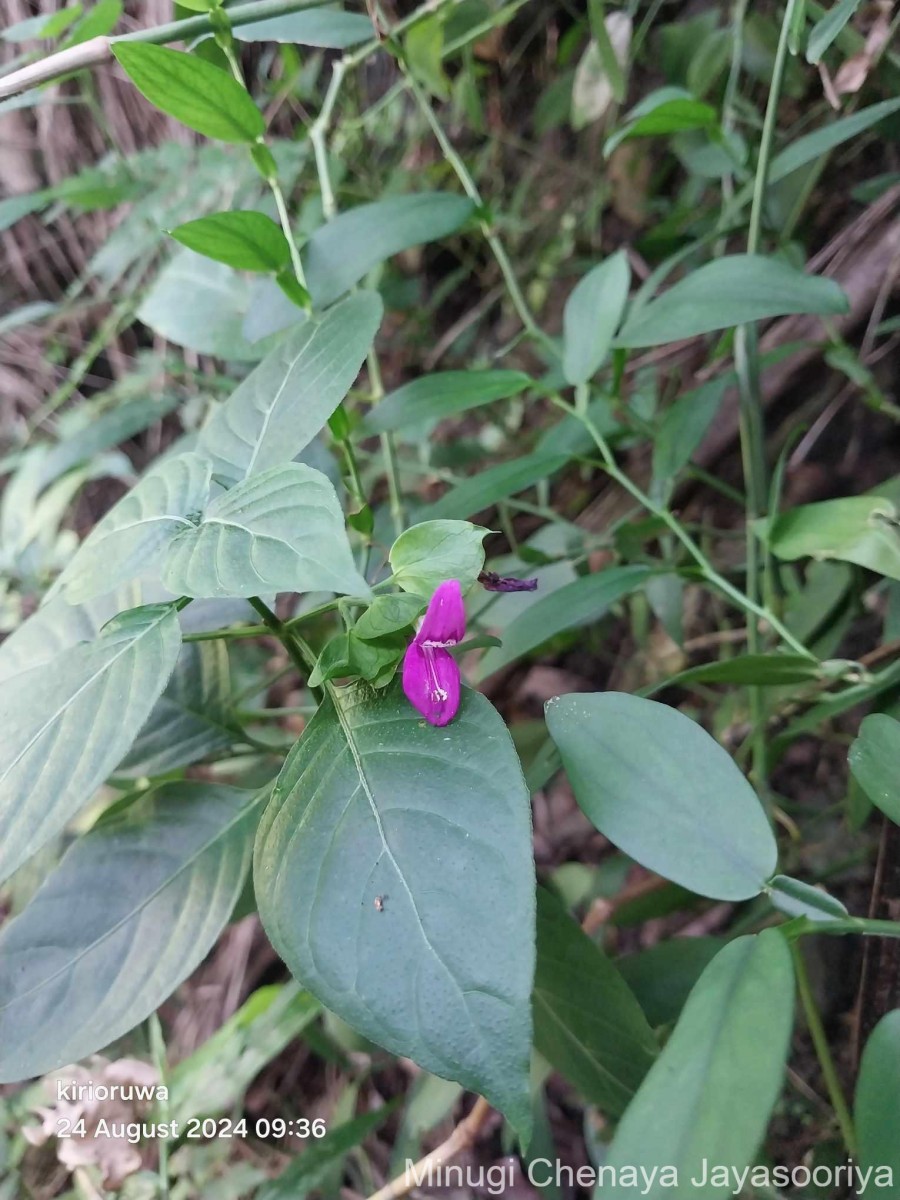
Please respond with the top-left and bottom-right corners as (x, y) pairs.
(617, 937), (724, 1027)
(198, 291), (382, 484)
(388, 519), (487, 598)
(0, 603), (182, 885)
(56, 452), (211, 604)
(170, 210), (291, 272)
(545, 693), (776, 900)
(234, 8), (374, 47)
(856, 1010), (900, 1182)
(562, 252), (631, 385)
(532, 888), (657, 1115)
(137, 249), (259, 360)
(615, 254), (849, 347)
(421, 453), (567, 521)
(849, 713), (900, 824)
(363, 370), (532, 435)
(596, 932), (794, 1200)
(303, 193), (475, 308)
(478, 566), (649, 678)
(0, 782), (259, 1083)
(768, 495), (900, 582)
(0, 589), (139, 683)
(254, 684), (536, 1138)
(163, 462), (370, 599)
(112, 43), (265, 142)
(117, 641), (234, 776)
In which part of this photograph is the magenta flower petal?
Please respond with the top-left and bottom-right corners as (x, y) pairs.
(402, 641), (461, 727)
(416, 579), (465, 647)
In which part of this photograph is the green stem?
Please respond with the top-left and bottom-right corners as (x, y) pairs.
(0, 0), (340, 100)
(791, 943), (858, 1155)
(571, 405), (815, 660)
(367, 349), (405, 538)
(734, 0), (800, 789)
(115, 0), (336, 46)
(399, 69), (555, 354)
(248, 597), (315, 677)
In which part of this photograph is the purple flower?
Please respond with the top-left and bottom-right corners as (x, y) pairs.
(402, 579), (465, 727)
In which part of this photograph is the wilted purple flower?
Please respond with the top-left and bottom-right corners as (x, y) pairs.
(402, 579), (465, 727)
(478, 570), (539, 593)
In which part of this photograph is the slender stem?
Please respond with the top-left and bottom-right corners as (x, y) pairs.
(248, 597), (314, 676)
(147, 1014), (170, 1200)
(399, 69), (554, 354)
(366, 1097), (493, 1200)
(571, 405), (815, 660)
(367, 349), (405, 537)
(0, 0), (337, 99)
(791, 944), (857, 1156)
(733, 0), (800, 789)
(183, 622), (267, 643)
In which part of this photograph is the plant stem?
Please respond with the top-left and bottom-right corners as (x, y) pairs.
(249, 597), (315, 677)
(791, 943), (857, 1155)
(0, 0), (338, 99)
(269, 174), (309, 293)
(399, 69), (555, 355)
(366, 348), (405, 538)
(570, 405), (815, 660)
(734, 0), (800, 789)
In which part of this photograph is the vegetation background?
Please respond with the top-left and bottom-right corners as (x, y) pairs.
(0, 0), (899, 1197)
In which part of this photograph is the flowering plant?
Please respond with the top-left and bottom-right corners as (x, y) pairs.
(0, 0), (898, 1194)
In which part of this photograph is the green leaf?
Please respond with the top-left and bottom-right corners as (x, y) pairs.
(605, 86), (718, 155)
(856, 1010), (900, 1182)
(478, 566), (650, 679)
(766, 874), (848, 922)
(653, 653), (823, 691)
(598, 932), (794, 1200)
(405, 14), (450, 100)
(421, 452), (567, 521)
(258, 1107), (395, 1200)
(254, 684), (536, 1139)
(168, 983), (320, 1123)
(362, 370), (532, 435)
(590, 4), (628, 102)
(198, 291), (383, 485)
(170, 211), (291, 272)
(0, 604), (182, 885)
(57, 452), (211, 604)
(617, 937), (724, 1027)
(0, 782), (258, 1083)
(562, 252), (631, 385)
(389, 520), (487, 598)
(545, 692), (776, 900)
(234, 8), (374, 48)
(303, 193), (475, 308)
(768, 495), (900, 581)
(849, 713), (900, 823)
(118, 641), (234, 776)
(354, 593), (425, 640)
(651, 376), (728, 496)
(112, 42), (265, 143)
(806, 0), (861, 60)
(770, 98), (900, 177)
(615, 254), (849, 348)
(163, 462), (370, 599)
(532, 888), (658, 1115)
(137, 249), (259, 360)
